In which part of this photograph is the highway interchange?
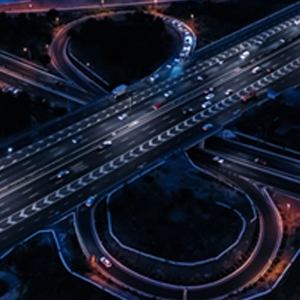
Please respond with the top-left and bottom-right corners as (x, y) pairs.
(1, 2), (300, 299)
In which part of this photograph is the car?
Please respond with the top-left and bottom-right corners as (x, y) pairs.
(85, 195), (96, 207)
(56, 81), (63, 86)
(98, 140), (112, 150)
(164, 90), (174, 98)
(252, 66), (262, 74)
(240, 51), (250, 60)
(197, 75), (204, 81)
(72, 135), (83, 144)
(254, 38), (265, 45)
(100, 256), (112, 268)
(216, 59), (224, 65)
(149, 73), (159, 83)
(179, 51), (186, 58)
(266, 68), (273, 73)
(174, 57), (180, 63)
(240, 90), (256, 103)
(213, 156), (224, 164)
(202, 101), (212, 108)
(279, 38), (286, 43)
(254, 157), (267, 166)
(118, 113), (128, 121)
(57, 170), (70, 179)
(166, 63), (173, 69)
(153, 102), (162, 109)
(204, 87), (213, 94)
(202, 123), (213, 131)
(225, 89), (233, 96)
(182, 107), (193, 114)
(205, 93), (215, 100)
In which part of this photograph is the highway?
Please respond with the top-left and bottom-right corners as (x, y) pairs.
(1, 5), (300, 299)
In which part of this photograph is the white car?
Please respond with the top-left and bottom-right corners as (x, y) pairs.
(118, 113), (128, 121)
(164, 90), (174, 98)
(149, 73), (159, 82)
(225, 89), (233, 96)
(205, 93), (215, 100)
(202, 101), (212, 108)
(213, 156), (224, 164)
(240, 51), (250, 60)
(252, 66), (262, 74)
(100, 256), (112, 268)
(197, 75), (204, 81)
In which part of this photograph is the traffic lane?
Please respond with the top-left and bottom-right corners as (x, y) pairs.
(205, 137), (300, 178)
(0, 67), (231, 196)
(187, 151), (280, 299)
(165, 36), (300, 108)
(2, 34), (300, 206)
(51, 27), (108, 95)
(1, 53), (298, 216)
(0, 64), (94, 103)
(2, 18), (300, 216)
(0, 84), (194, 192)
(0, 122), (282, 299)
(74, 141), (279, 300)
(213, 154), (300, 196)
(0, 99), (211, 212)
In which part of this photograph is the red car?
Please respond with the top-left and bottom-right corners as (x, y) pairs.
(153, 102), (162, 110)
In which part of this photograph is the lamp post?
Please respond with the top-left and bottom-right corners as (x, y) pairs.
(129, 96), (132, 123)
(101, 0), (104, 6)
(23, 47), (32, 60)
(287, 203), (291, 222)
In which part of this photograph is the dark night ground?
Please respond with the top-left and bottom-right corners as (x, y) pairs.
(0, 1), (300, 300)
(108, 154), (251, 263)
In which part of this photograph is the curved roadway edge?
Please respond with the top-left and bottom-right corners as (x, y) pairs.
(49, 10), (193, 97)
(74, 151), (282, 300)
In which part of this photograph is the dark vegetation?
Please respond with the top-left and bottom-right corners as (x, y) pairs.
(0, 91), (31, 137)
(1, 233), (118, 300)
(0, 9), (77, 66)
(108, 155), (249, 262)
(0, 91), (68, 138)
(0, 11), (54, 65)
(233, 95), (300, 150)
(164, 0), (298, 45)
(70, 11), (177, 87)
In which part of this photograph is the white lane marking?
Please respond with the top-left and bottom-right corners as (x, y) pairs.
(127, 140), (135, 147)
(149, 129), (156, 135)
(104, 153), (112, 159)
(162, 115), (171, 121)
(141, 125), (150, 132)
(29, 192), (39, 199)
(0, 207), (10, 215)
(0, 178), (7, 184)
(26, 164), (36, 171)
(168, 118), (176, 124)
(22, 188), (32, 195)
(120, 136), (129, 143)
(22, 160), (31, 166)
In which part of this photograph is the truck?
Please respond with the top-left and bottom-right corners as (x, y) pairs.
(267, 89), (279, 100)
(111, 84), (127, 99)
(240, 90), (256, 103)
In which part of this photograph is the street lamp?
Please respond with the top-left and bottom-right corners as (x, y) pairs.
(23, 47), (32, 60)
(287, 203), (291, 221)
(129, 96), (132, 123)
(101, 0), (104, 6)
